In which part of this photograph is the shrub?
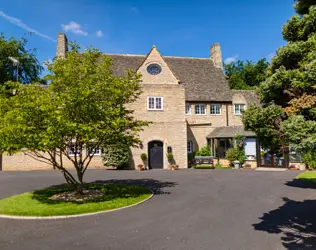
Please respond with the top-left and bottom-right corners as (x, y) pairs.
(140, 153), (147, 161)
(302, 152), (316, 169)
(236, 149), (247, 165)
(167, 153), (174, 163)
(225, 148), (237, 166)
(195, 145), (212, 156)
(102, 144), (130, 169)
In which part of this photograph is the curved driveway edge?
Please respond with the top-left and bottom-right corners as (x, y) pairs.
(0, 191), (153, 220)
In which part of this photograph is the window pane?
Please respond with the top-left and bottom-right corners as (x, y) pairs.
(211, 104), (221, 115)
(186, 104), (190, 114)
(156, 97), (162, 109)
(195, 105), (200, 114)
(201, 104), (206, 114)
(148, 97), (155, 109)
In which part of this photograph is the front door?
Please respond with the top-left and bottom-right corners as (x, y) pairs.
(148, 141), (163, 169)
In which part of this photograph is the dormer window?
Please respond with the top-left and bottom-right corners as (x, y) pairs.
(147, 64), (162, 75)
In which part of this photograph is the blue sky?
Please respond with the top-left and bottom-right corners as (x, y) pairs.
(0, 0), (294, 69)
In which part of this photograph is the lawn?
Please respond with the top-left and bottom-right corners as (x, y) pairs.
(0, 184), (152, 217)
(193, 165), (232, 169)
(296, 171), (316, 183)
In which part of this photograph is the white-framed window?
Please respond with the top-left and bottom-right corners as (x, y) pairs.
(244, 138), (257, 160)
(234, 104), (245, 115)
(147, 96), (163, 111)
(187, 141), (193, 153)
(195, 104), (206, 115)
(185, 103), (191, 115)
(67, 144), (82, 156)
(86, 143), (101, 156)
(210, 104), (221, 115)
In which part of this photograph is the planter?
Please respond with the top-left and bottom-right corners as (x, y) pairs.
(137, 164), (145, 171)
(233, 160), (240, 169)
(168, 165), (173, 170)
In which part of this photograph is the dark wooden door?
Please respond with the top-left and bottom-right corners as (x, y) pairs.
(148, 141), (163, 169)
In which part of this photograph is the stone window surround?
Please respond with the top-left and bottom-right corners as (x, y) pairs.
(210, 104), (221, 115)
(147, 96), (163, 111)
(234, 104), (245, 115)
(194, 104), (206, 115)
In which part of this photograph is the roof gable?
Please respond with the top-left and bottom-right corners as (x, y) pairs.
(136, 46), (179, 85)
(106, 53), (233, 102)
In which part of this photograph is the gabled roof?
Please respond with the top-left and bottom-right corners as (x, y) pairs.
(107, 54), (232, 102)
(207, 126), (256, 138)
(232, 90), (260, 105)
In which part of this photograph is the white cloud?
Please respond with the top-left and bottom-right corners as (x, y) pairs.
(0, 10), (56, 42)
(96, 30), (103, 37)
(61, 21), (88, 36)
(224, 55), (238, 64)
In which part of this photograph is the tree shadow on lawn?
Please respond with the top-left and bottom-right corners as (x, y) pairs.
(285, 179), (316, 190)
(253, 197), (316, 249)
(92, 178), (177, 195)
(32, 179), (177, 204)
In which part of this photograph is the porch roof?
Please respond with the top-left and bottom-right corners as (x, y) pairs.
(207, 126), (256, 138)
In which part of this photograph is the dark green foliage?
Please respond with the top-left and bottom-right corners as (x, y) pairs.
(195, 145), (212, 156)
(302, 152), (316, 169)
(167, 153), (174, 163)
(243, 105), (286, 152)
(224, 59), (269, 90)
(242, 1), (316, 158)
(102, 144), (130, 169)
(0, 34), (43, 84)
(140, 153), (147, 161)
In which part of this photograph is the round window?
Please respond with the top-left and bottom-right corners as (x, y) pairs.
(147, 64), (162, 75)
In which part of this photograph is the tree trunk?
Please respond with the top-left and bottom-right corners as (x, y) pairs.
(76, 170), (84, 194)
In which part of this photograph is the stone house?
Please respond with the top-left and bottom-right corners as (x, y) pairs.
(1, 33), (261, 171)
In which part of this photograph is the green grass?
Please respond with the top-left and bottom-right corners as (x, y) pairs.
(192, 165), (232, 169)
(214, 165), (232, 169)
(193, 165), (214, 169)
(296, 171), (316, 183)
(0, 184), (152, 217)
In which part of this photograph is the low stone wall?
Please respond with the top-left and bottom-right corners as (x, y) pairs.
(2, 152), (104, 171)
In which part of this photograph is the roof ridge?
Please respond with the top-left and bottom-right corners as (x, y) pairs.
(104, 53), (211, 60)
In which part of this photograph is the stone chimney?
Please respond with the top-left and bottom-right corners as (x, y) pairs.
(210, 43), (223, 70)
(56, 33), (68, 58)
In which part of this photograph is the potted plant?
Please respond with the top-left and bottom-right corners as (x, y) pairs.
(140, 153), (148, 169)
(171, 164), (179, 170)
(289, 164), (297, 170)
(167, 153), (174, 170)
(137, 164), (144, 171)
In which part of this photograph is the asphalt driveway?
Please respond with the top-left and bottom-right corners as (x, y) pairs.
(0, 169), (316, 250)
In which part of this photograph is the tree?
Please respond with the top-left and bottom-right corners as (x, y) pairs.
(0, 44), (149, 193)
(224, 59), (269, 90)
(243, 0), (316, 159)
(0, 34), (43, 84)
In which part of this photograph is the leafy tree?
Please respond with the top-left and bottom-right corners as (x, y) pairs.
(0, 34), (43, 84)
(0, 44), (148, 192)
(243, 0), (316, 162)
(101, 144), (130, 169)
(224, 59), (269, 90)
